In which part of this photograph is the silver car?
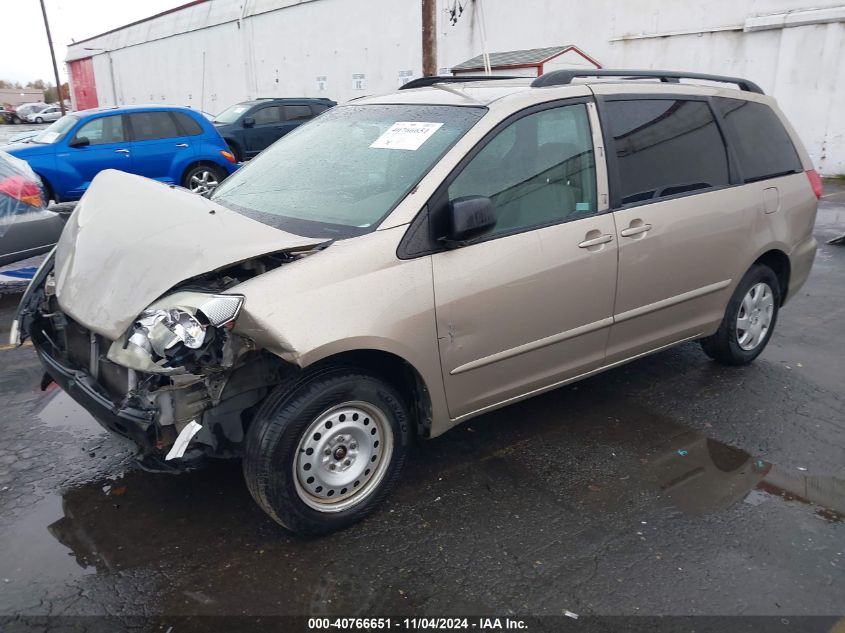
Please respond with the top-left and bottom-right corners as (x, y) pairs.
(14, 70), (819, 534)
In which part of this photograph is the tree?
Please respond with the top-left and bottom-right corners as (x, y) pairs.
(0, 79), (12, 89)
(26, 79), (48, 90)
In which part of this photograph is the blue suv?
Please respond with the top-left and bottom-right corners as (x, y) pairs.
(2, 105), (239, 201)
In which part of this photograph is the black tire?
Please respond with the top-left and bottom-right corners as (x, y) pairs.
(35, 117), (43, 124)
(700, 264), (781, 366)
(243, 367), (412, 535)
(181, 163), (226, 196)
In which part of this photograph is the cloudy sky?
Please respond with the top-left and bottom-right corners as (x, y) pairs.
(0, 0), (182, 86)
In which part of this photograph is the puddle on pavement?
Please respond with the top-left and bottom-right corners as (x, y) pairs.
(2, 388), (843, 614)
(37, 389), (103, 432)
(0, 493), (96, 610)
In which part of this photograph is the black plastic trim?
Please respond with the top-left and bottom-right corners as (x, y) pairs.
(399, 76), (522, 90)
(531, 69), (764, 94)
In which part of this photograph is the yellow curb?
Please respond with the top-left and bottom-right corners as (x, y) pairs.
(0, 341), (32, 351)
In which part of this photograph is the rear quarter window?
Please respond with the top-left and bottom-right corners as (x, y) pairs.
(173, 112), (203, 136)
(713, 98), (802, 182)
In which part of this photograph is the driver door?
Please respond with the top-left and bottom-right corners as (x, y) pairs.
(432, 101), (618, 419)
(57, 114), (130, 198)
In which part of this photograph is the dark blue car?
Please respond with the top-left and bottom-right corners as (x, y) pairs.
(2, 105), (239, 201)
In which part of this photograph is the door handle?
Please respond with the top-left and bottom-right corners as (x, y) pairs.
(578, 233), (613, 248)
(114, 148), (129, 154)
(620, 223), (652, 237)
(175, 143), (189, 148)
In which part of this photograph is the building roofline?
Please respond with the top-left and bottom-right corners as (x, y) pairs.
(67, 0), (210, 48)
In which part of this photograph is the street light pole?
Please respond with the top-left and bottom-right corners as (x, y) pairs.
(39, 0), (66, 115)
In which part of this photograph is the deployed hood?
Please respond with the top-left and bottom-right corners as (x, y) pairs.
(54, 170), (325, 339)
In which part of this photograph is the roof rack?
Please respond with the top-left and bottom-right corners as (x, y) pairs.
(399, 75), (521, 90)
(530, 69), (764, 94)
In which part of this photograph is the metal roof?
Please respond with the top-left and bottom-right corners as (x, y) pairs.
(451, 45), (575, 71)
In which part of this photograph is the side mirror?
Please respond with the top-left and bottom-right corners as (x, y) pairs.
(242, 117), (255, 128)
(68, 136), (90, 148)
(442, 196), (497, 247)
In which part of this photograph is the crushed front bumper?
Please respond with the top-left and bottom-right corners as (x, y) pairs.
(34, 338), (158, 451)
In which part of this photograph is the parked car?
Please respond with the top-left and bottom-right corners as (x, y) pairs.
(13, 70), (820, 534)
(1, 110), (22, 124)
(0, 151), (64, 266)
(15, 103), (49, 121)
(2, 105), (239, 201)
(212, 97), (335, 161)
(27, 106), (63, 124)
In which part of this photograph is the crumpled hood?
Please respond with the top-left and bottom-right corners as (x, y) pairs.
(54, 169), (325, 340)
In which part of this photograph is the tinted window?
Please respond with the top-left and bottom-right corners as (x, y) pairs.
(311, 103), (329, 115)
(129, 112), (181, 141)
(448, 103), (597, 237)
(72, 115), (126, 146)
(173, 112), (203, 136)
(283, 105), (313, 121)
(253, 106), (281, 125)
(604, 100), (729, 206)
(714, 98), (802, 182)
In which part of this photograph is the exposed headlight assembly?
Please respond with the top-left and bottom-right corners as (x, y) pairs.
(111, 294), (245, 371)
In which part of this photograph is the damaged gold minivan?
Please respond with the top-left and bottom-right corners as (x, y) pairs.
(13, 71), (820, 534)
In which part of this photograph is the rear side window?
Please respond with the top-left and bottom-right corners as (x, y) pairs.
(713, 98), (802, 182)
(129, 112), (181, 141)
(283, 105), (313, 121)
(172, 112), (203, 136)
(604, 99), (729, 206)
(253, 106), (281, 124)
(311, 103), (329, 115)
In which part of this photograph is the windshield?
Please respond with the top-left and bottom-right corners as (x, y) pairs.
(214, 104), (252, 124)
(32, 115), (79, 144)
(211, 104), (486, 238)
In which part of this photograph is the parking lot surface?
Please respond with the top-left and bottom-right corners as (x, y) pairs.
(0, 184), (843, 627)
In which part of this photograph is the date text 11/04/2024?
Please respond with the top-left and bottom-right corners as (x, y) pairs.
(307, 617), (533, 630)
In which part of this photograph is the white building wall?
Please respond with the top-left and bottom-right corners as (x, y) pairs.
(67, 0), (845, 174)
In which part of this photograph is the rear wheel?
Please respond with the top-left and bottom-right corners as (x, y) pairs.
(35, 116), (43, 124)
(182, 164), (226, 196)
(243, 368), (412, 535)
(700, 264), (780, 365)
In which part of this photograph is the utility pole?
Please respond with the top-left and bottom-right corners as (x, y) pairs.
(422, 0), (437, 77)
(39, 0), (66, 115)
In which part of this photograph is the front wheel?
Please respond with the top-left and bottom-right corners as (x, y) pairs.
(35, 117), (43, 124)
(182, 164), (226, 196)
(700, 264), (781, 365)
(243, 368), (412, 535)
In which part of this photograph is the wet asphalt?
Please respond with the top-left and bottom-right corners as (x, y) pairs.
(0, 183), (843, 627)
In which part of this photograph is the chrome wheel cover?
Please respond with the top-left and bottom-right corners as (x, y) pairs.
(293, 401), (393, 513)
(736, 282), (774, 351)
(188, 169), (219, 195)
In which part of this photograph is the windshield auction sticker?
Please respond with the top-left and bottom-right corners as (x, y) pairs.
(370, 122), (444, 151)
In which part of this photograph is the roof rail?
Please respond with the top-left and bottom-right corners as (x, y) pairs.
(530, 69), (764, 94)
(399, 75), (521, 90)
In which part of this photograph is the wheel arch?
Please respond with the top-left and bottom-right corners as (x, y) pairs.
(753, 249), (790, 306)
(180, 160), (225, 188)
(302, 348), (435, 438)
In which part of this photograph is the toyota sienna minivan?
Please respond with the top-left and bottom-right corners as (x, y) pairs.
(13, 70), (820, 534)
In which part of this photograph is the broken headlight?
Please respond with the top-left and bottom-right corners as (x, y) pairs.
(131, 308), (207, 356)
(111, 294), (245, 372)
